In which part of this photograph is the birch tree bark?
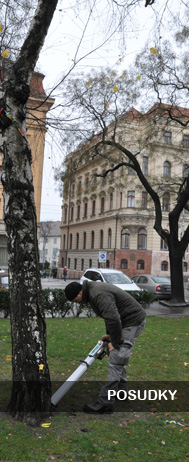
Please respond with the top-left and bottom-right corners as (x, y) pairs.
(0, 0), (58, 425)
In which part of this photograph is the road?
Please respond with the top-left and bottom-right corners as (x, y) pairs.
(41, 277), (189, 317)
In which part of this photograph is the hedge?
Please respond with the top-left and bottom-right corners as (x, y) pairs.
(0, 288), (154, 319)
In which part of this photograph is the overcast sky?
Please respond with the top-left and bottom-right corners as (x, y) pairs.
(38, 0), (183, 222)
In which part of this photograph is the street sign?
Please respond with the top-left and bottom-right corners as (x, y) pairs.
(99, 251), (106, 263)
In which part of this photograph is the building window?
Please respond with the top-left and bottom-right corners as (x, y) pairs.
(101, 197), (105, 213)
(92, 200), (96, 216)
(77, 204), (80, 220)
(77, 180), (82, 194)
(120, 192), (122, 208)
(161, 260), (168, 271)
(128, 161), (136, 175)
(137, 259), (145, 270)
(63, 234), (66, 250)
(71, 183), (75, 197)
(64, 207), (67, 222)
(121, 259), (128, 269)
(121, 228), (130, 249)
(68, 258), (70, 269)
(108, 228), (112, 248)
(142, 156), (148, 175)
(141, 191), (148, 209)
(161, 236), (168, 250)
(163, 161), (171, 177)
(81, 259), (84, 271)
(183, 261), (188, 272)
(163, 131), (172, 145)
(74, 258), (77, 270)
(84, 202), (88, 218)
(83, 232), (86, 249)
(89, 259), (92, 268)
(100, 230), (104, 248)
(69, 233), (72, 250)
(162, 192), (170, 211)
(76, 233), (79, 250)
(70, 206), (74, 221)
(127, 191), (135, 207)
(183, 134), (189, 148)
(85, 176), (89, 192)
(110, 193), (113, 211)
(91, 231), (95, 249)
(138, 228), (147, 250)
(183, 164), (189, 178)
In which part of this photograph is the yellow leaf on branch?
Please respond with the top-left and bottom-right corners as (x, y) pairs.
(0, 24), (2, 32)
(150, 47), (158, 54)
(2, 49), (10, 58)
(113, 85), (119, 92)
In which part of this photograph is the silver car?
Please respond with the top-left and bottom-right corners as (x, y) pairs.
(131, 274), (171, 300)
(80, 268), (141, 292)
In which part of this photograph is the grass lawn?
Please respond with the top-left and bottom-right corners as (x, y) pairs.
(0, 316), (188, 462)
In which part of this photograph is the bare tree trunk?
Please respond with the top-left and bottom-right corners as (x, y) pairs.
(2, 120), (51, 424)
(169, 246), (185, 304)
(0, 0), (58, 424)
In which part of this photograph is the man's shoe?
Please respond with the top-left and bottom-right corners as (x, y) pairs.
(83, 401), (114, 414)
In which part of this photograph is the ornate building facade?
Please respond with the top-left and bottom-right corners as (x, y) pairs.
(59, 104), (189, 279)
(0, 72), (54, 267)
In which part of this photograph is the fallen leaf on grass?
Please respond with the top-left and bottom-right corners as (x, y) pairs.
(148, 452), (152, 455)
(161, 440), (166, 445)
(113, 441), (119, 444)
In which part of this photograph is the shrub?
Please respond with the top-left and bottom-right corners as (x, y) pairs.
(0, 290), (10, 318)
(42, 288), (72, 318)
(129, 290), (154, 308)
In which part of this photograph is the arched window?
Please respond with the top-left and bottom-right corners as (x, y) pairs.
(83, 232), (86, 249)
(110, 193), (113, 211)
(76, 233), (79, 250)
(64, 206), (67, 222)
(138, 228), (147, 250)
(63, 234), (66, 250)
(77, 204), (80, 220)
(163, 161), (171, 177)
(91, 231), (95, 249)
(161, 260), (168, 271)
(84, 202), (88, 218)
(121, 229), (130, 249)
(100, 230), (104, 248)
(121, 259), (128, 269)
(101, 197), (105, 213)
(108, 228), (112, 248)
(137, 259), (145, 270)
(162, 192), (170, 211)
(92, 200), (96, 216)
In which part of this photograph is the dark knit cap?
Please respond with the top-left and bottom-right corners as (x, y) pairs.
(64, 282), (82, 301)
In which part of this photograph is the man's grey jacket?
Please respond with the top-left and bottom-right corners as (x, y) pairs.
(82, 280), (146, 349)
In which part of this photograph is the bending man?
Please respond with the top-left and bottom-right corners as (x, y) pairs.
(65, 280), (146, 414)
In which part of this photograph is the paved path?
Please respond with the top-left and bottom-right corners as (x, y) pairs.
(41, 277), (189, 317)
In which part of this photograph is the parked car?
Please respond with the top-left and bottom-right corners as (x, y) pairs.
(131, 274), (171, 300)
(80, 268), (141, 292)
(0, 272), (9, 290)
